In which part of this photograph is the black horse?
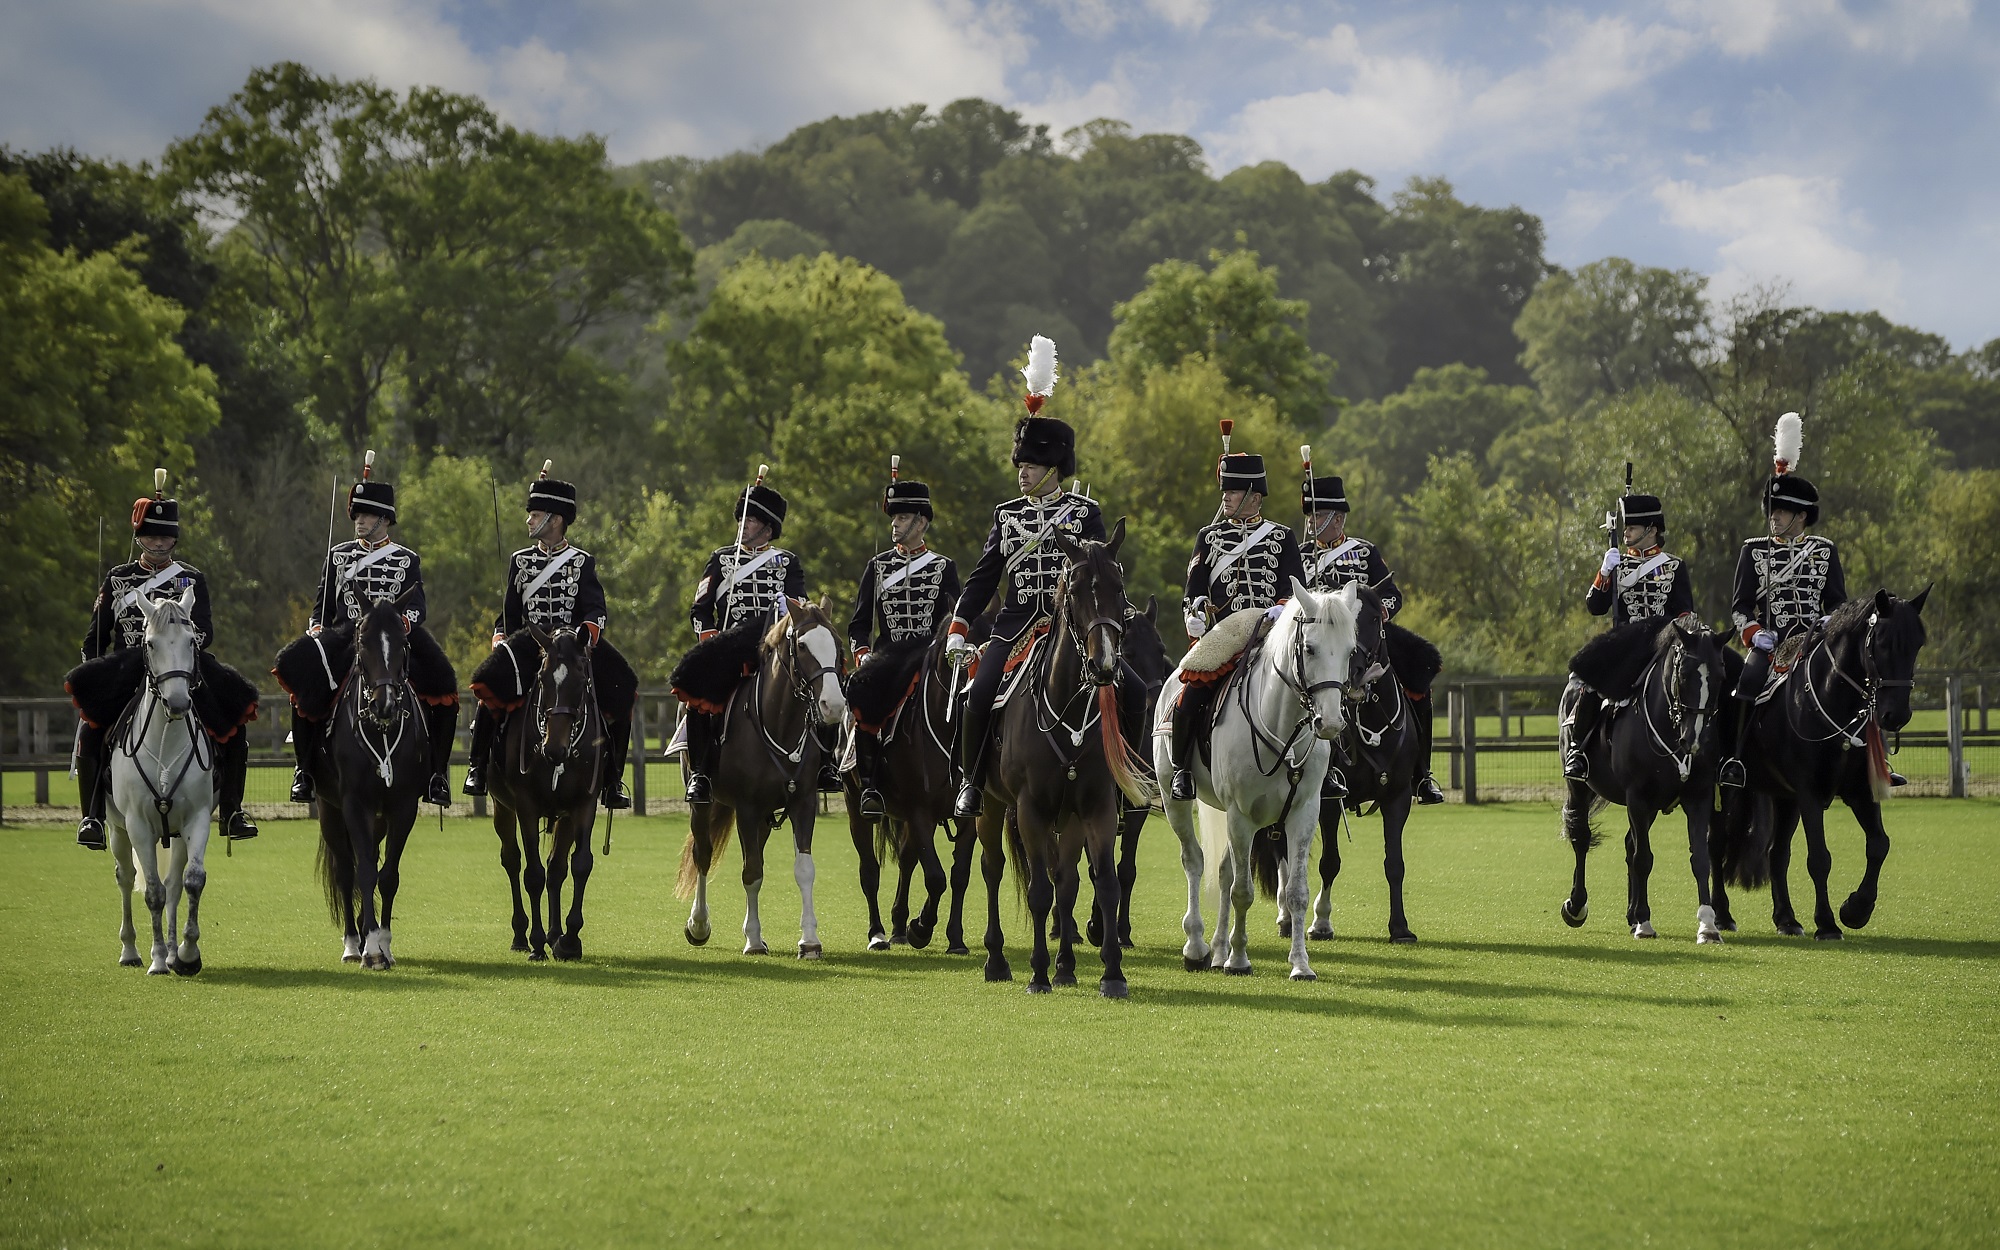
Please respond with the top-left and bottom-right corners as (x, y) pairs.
(479, 624), (606, 961)
(1558, 616), (1736, 942)
(1300, 588), (1441, 945)
(1713, 589), (1928, 939)
(312, 602), (445, 969)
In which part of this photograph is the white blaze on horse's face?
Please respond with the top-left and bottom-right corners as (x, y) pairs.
(1293, 583), (1356, 741)
(143, 597), (195, 717)
(800, 623), (844, 722)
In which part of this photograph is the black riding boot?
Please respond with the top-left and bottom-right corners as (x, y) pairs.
(289, 710), (318, 803)
(1720, 648), (1771, 788)
(424, 702), (459, 806)
(75, 722), (108, 849)
(1410, 685), (1444, 804)
(600, 712), (632, 809)
(684, 710), (714, 804)
(856, 730), (886, 816)
(217, 733), (257, 839)
(954, 648), (1000, 819)
(463, 704), (497, 796)
(1168, 683), (1217, 802)
(816, 724), (841, 792)
(1563, 686), (1601, 782)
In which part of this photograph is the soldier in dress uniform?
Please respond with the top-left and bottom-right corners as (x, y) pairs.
(847, 464), (960, 817)
(680, 481), (808, 804)
(945, 401), (1106, 819)
(1560, 489), (1696, 779)
(282, 458), (459, 807)
(1164, 441), (1305, 801)
(72, 473), (259, 848)
(1300, 472), (1444, 804)
(1719, 413), (1852, 789)
(462, 471), (638, 808)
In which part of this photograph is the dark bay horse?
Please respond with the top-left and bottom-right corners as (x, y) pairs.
(972, 521), (1152, 997)
(313, 602), (443, 969)
(1084, 595), (1167, 951)
(1301, 589), (1441, 945)
(676, 598), (846, 957)
(1558, 616), (1734, 943)
(1714, 589), (1928, 939)
(485, 625), (605, 961)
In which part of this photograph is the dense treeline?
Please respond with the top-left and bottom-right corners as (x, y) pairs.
(3, 67), (1997, 697)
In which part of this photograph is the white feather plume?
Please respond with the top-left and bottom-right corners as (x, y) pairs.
(1022, 335), (1058, 396)
(1773, 411), (1803, 473)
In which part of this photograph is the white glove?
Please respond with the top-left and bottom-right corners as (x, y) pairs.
(1599, 548), (1621, 577)
(945, 633), (971, 665)
(1752, 629), (1777, 653)
(1183, 611), (1208, 640)
(1264, 603), (1285, 622)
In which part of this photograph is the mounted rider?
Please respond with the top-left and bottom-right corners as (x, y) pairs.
(947, 336), (1107, 820)
(1165, 424), (1305, 802)
(462, 465), (639, 809)
(1719, 413), (1858, 789)
(277, 452), (459, 809)
(69, 470), (260, 849)
(1300, 467), (1445, 804)
(847, 458), (961, 817)
(678, 474), (809, 805)
(1560, 481), (1696, 780)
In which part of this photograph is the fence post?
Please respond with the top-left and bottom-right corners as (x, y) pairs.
(1460, 685), (1479, 806)
(1947, 674), (1966, 799)
(1446, 689), (1461, 790)
(631, 695), (648, 817)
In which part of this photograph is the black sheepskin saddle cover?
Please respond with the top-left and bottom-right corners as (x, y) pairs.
(67, 649), (259, 741)
(1569, 617), (1673, 702)
(848, 636), (931, 733)
(472, 631), (639, 717)
(1385, 622), (1442, 688)
(274, 623), (458, 717)
(671, 622), (764, 713)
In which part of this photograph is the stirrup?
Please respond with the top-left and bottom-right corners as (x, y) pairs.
(685, 773), (712, 805)
(76, 816), (107, 851)
(289, 769), (315, 804)
(953, 782), (982, 819)
(859, 788), (886, 817)
(600, 782), (630, 810)
(1416, 774), (1446, 805)
(1562, 752), (1589, 781)
(1321, 767), (1348, 799)
(1718, 758), (1746, 789)
(1169, 768), (1195, 802)
(425, 775), (453, 807)
(816, 764), (842, 794)
(1889, 770), (1908, 788)
(461, 765), (487, 797)
(224, 811), (259, 840)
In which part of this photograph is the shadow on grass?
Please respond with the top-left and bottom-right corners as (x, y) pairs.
(1715, 932), (2000, 960)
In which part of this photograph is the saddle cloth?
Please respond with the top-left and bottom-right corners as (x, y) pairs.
(1754, 631), (1815, 705)
(990, 621), (1051, 712)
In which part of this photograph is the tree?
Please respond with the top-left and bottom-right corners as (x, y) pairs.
(1514, 258), (1711, 417)
(1325, 364), (1541, 500)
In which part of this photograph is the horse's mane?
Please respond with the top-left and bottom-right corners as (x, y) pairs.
(1824, 595), (1876, 640)
(761, 600), (840, 657)
(359, 600), (405, 638)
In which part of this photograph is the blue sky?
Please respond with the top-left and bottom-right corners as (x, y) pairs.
(4, 1), (1995, 348)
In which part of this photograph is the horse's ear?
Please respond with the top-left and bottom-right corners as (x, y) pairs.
(1106, 516), (1127, 557)
(178, 584), (197, 612)
(1290, 576), (1311, 606)
(1910, 582), (1932, 613)
(817, 593), (831, 618)
(1145, 594), (1158, 623)
(1053, 532), (1083, 560)
(527, 622), (551, 649)
(1875, 588), (1893, 614)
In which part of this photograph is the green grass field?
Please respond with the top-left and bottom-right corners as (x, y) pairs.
(4, 800), (1997, 1248)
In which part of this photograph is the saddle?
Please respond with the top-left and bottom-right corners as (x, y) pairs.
(1753, 631), (1815, 704)
(989, 621), (1051, 712)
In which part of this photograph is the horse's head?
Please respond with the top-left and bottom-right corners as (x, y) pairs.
(1277, 578), (1358, 741)
(355, 601), (411, 729)
(1120, 594), (1169, 722)
(527, 623), (593, 763)
(1864, 585), (1930, 732)
(1344, 585), (1389, 696)
(781, 596), (846, 725)
(1664, 615), (1726, 759)
(140, 586), (200, 719)
(1053, 517), (1129, 688)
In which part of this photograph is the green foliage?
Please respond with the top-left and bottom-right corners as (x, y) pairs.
(1327, 364), (1541, 500)
(1921, 470), (2000, 667)
(1514, 258), (1710, 415)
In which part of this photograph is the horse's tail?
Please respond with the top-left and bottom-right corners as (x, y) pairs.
(874, 816), (896, 869)
(1560, 780), (1603, 850)
(675, 807), (736, 899)
(1714, 786), (1772, 889)
(1099, 685), (1155, 808)
(1005, 807), (1028, 906)
(315, 822), (352, 927)
(1250, 827), (1281, 900)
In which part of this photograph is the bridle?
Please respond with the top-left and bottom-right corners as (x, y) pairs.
(1340, 610), (1403, 750)
(525, 628), (599, 773)
(1031, 557), (1126, 758)
(1635, 625), (1719, 781)
(751, 613), (840, 767)
(1791, 611), (1912, 749)
(119, 607), (210, 829)
(1238, 603), (1346, 781)
(349, 616), (415, 785)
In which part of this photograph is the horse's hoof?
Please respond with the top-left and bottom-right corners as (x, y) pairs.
(510, 936), (530, 953)
(1774, 919), (1805, 937)
(947, 942), (970, 956)
(1052, 970), (1077, 988)
(1814, 928), (1843, 942)
(908, 922), (934, 951)
(171, 956), (202, 977)
(684, 925), (710, 948)
(554, 941), (582, 962)
(119, 955), (144, 968)
(1118, 935), (1134, 950)
(984, 960), (1012, 983)
(1718, 916), (1738, 932)
(1290, 967), (1317, 982)
(1697, 930), (1724, 945)
(867, 934), (891, 952)
(797, 943), (823, 960)
(889, 931), (909, 947)
(1307, 923), (1334, 941)
(1026, 981), (1052, 995)
(527, 949), (547, 962)
(1276, 917), (1292, 938)
(1223, 964), (1253, 977)
(1390, 931), (1418, 946)
(1184, 955), (1208, 972)
(342, 952), (363, 964)
(1560, 898), (1588, 928)
(1838, 895), (1876, 930)
(1633, 922), (1657, 939)
(743, 943), (770, 956)
(147, 965), (168, 976)
(1099, 979), (1129, 999)
(1086, 915), (1103, 945)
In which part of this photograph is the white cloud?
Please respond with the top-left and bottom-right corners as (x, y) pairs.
(1144, 0), (1213, 32)
(1467, 14), (1698, 144)
(1654, 174), (1903, 312)
(1665, 0), (1973, 59)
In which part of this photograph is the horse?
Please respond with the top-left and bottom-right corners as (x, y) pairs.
(1155, 580), (1359, 980)
(842, 613), (962, 952)
(971, 521), (1152, 996)
(101, 590), (215, 975)
(675, 598), (846, 958)
(312, 601), (439, 969)
(484, 624), (606, 961)
(1557, 615), (1735, 943)
(1712, 589), (1929, 940)
(1301, 591), (1440, 946)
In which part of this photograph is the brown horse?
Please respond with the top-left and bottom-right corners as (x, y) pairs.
(676, 598), (846, 957)
(486, 624), (606, 961)
(973, 521), (1153, 997)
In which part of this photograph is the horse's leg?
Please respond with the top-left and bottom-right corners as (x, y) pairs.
(1115, 805), (1142, 949)
(909, 821), (946, 950)
(1051, 818), (1081, 988)
(1626, 807), (1659, 939)
(1798, 799), (1841, 940)
(1275, 850), (1292, 938)
(373, 804), (416, 970)
(1209, 829), (1235, 971)
(978, 808), (1010, 982)
(1838, 793), (1890, 931)
(890, 822), (915, 945)
(173, 807), (211, 975)
(1221, 812), (1256, 975)
(1560, 777), (1593, 928)
(1285, 800), (1317, 981)
(163, 831), (186, 967)
(558, 815), (595, 961)
(794, 801), (821, 960)
(1092, 817), (1127, 997)
(1769, 797), (1804, 935)
(737, 814), (769, 956)
(341, 791), (388, 969)
(1681, 791), (1721, 944)
(521, 813), (550, 961)
(1023, 821), (1056, 994)
(1382, 794), (1417, 944)
(684, 806), (715, 947)
(1309, 798), (1340, 941)
(945, 816), (975, 955)
(128, 815), (169, 975)
(495, 804), (529, 952)
(111, 819), (141, 967)
(544, 819), (573, 956)
(1162, 795), (1209, 970)
(849, 797), (887, 950)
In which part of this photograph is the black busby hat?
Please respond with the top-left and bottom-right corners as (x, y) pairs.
(132, 468), (178, 536)
(1012, 417), (1076, 479)
(1218, 453), (1268, 497)
(1619, 493), (1665, 535)
(348, 480), (397, 522)
(1302, 475), (1349, 514)
(1764, 474), (1820, 526)
(883, 479), (933, 520)
(527, 476), (578, 524)
(736, 482), (788, 539)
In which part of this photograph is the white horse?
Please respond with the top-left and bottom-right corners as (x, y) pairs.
(105, 589), (217, 975)
(1154, 580), (1361, 981)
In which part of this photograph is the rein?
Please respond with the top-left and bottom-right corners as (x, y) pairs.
(1632, 632), (1716, 782)
(1787, 613), (1907, 749)
(747, 619), (836, 769)
(521, 631), (601, 783)
(117, 642), (211, 833)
